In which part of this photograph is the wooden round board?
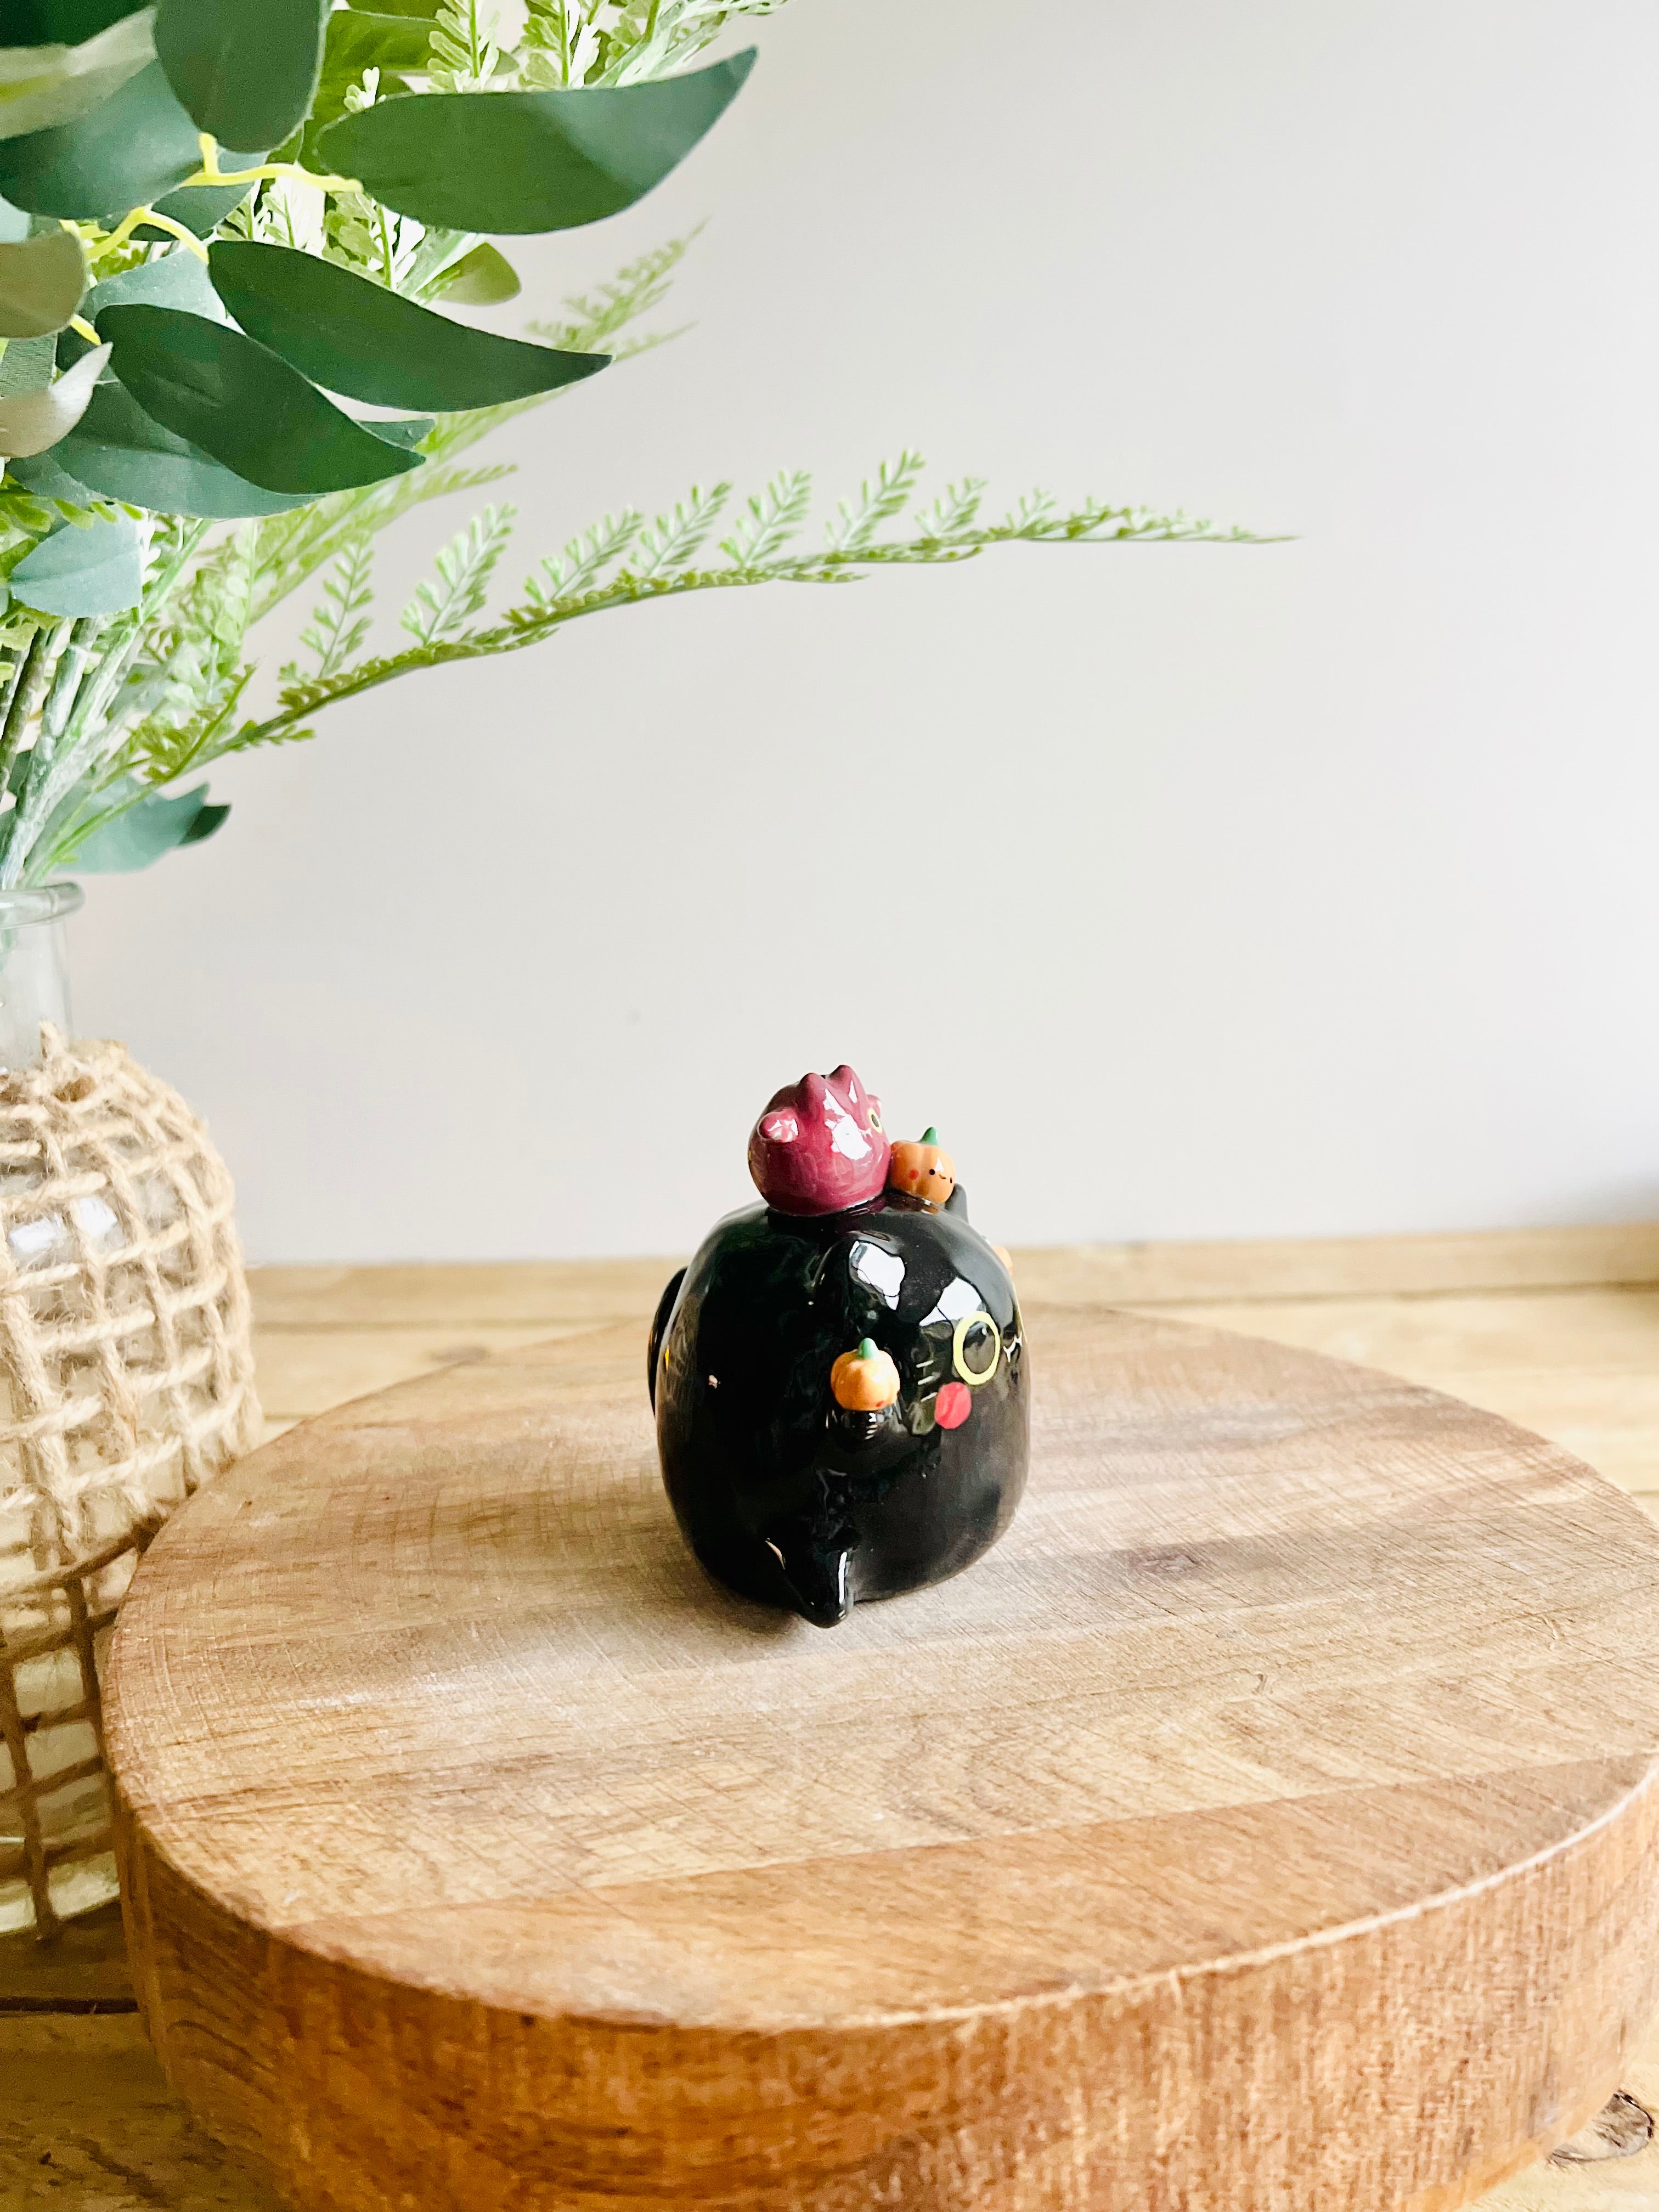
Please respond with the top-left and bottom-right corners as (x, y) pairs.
(106, 1306), (1659, 2212)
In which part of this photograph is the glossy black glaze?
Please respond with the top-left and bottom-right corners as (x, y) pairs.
(651, 1186), (1028, 1627)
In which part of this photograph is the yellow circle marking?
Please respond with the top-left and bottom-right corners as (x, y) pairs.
(952, 1309), (1001, 1387)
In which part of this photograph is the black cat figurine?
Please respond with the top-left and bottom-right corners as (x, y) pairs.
(650, 1065), (1029, 1627)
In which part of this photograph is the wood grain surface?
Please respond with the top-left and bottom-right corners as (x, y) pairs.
(103, 1294), (1659, 2212)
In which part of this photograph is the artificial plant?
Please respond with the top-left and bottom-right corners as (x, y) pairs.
(0, 0), (1246, 887)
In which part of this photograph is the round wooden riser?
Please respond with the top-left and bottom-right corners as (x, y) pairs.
(106, 1308), (1659, 2212)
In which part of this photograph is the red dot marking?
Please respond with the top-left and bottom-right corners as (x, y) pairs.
(935, 1381), (972, 1429)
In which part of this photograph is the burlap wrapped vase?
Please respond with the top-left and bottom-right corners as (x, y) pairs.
(0, 1024), (258, 1935)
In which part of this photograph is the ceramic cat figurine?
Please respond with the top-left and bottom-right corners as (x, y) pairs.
(650, 1065), (1029, 1627)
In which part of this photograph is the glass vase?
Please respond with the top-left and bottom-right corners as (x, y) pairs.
(0, 884), (262, 1935)
(0, 883), (78, 1073)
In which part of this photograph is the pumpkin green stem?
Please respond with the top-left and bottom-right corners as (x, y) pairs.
(858, 1338), (877, 1361)
(921, 1126), (939, 1144)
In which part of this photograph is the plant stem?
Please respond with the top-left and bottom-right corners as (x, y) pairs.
(0, 630), (43, 806)
(0, 643), (29, 738)
(0, 622), (70, 888)
(40, 617), (105, 749)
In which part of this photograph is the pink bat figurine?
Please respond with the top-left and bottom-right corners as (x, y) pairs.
(747, 1064), (890, 1216)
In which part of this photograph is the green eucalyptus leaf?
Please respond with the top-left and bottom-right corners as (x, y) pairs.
(154, 0), (326, 151)
(0, 8), (154, 142)
(361, 414), (433, 449)
(100, 302), (424, 494)
(10, 509), (140, 614)
(5, 439), (95, 499)
(0, 335), (105, 454)
(0, 225), (83, 336)
(315, 50), (757, 233)
(341, 0), (438, 14)
(0, 59), (258, 218)
(430, 241), (520, 307)
(74, 779), (229, 872)
(207, 241), (607, 411)
(57, 238), (226, 368)
(29, 375), (310, 514)
(91, 240), (227, 321)
(7, 4), (144, 46)
(321, 8), (432, 84)
(0, 331), (57, 394)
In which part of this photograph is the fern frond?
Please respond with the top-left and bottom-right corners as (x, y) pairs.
(400, 504), (517, 644)
(288, 540), (375, 684)
(595, 0), (791, 86)
(202, 476), (1267, 766)
(428, 0), (501, 91)
(250, 462), (517, 627)
(631, 483), (731, 579)
(1003, 489), (1055, 532)
(825, 450), (926, 554)
(917, 477), (987, 540)
(244, 239), (697, 627)
(525, 233), (699, 353)
(719, 469), (811, 567)
(519, 0), (601, 86)
(522, 509), (642, 606)
(127, 665), (255, 784)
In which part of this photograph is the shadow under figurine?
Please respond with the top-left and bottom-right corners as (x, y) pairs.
(650, 1064), (1029, 1627)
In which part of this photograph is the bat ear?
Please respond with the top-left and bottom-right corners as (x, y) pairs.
(828, 1063), (860, 1101)
(760, 1111), (799, 1143)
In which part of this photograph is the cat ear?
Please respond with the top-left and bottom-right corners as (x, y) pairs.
(760, 1111), (799, 1143)
(828, 1064), (859, 1103)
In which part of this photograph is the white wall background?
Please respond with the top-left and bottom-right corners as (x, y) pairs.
(70, 0), (1659, 1262)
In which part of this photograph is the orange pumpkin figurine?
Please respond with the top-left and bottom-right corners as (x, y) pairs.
(831, 1338), (900, 1412)
(888, 1126), (956, 1209)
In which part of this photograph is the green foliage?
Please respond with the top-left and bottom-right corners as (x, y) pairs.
(204, 459), (1263, 760)
(0, 228), (84, 337)
(207, 241), (608, 410)
(425, 0), (504, 93)
(720, 469), (810, 566)
(287, 538), (374, 681)
(0, 0), (1260, 892)
(86, 242), (229, 323)
(431, 240), (519, 304)
(399, 501), (515, 642)
(0, 338), (105, 458)
(827, 450), (926, 555)
(154, 0), (329, 150)
(69, 776), (228, 868)
(21, 372), (311, 515)
(100, 304), (426, 494)
(0, 61), (221, 218)
(0, 4), (753, 506)
(10, 510), (140, 613)
(0, 10), (155, 141)
(315, 51), (755, 231)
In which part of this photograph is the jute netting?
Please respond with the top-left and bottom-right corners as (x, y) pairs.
(0, 1026), (259, 1933)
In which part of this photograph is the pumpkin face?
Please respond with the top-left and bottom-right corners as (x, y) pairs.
(831, 1338), (900, 1411)
(888, 1128), (956, 1209)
